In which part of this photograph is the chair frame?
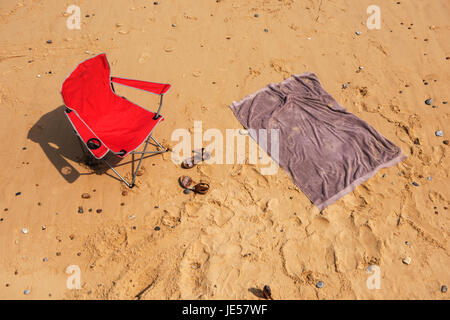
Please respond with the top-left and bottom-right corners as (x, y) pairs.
(62, 54), (171, 188)
(74, 93), (168, 189)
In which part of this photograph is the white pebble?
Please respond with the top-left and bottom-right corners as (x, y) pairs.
(402, 256), (411, 265)
(22, 228), (28, 234)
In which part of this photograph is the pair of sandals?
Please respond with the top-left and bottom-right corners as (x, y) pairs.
(181, 148), (211, 169)
(180, 148), (210, 194)
(179, 176), (209, 194)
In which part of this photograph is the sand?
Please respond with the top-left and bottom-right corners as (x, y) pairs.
(0, 0), (449, 300)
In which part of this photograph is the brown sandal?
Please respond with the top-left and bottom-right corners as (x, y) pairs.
(193, 182), (210, 195)
(179, 176), (193, 189)
(181, 148), (211, 169)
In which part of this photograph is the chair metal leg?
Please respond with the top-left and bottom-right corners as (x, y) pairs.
(103, 159), (134, 188)
(103, 134), (168, 188)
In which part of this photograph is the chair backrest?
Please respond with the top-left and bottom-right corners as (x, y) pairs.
(61, 54), (115, 126)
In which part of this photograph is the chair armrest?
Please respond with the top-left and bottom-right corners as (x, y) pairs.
(111, 77), (171, 95)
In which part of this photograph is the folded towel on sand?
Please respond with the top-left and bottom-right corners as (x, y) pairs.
(230, 72), (406, 210)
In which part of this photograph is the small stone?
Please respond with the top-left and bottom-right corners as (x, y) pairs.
(412, 182), (419, 186)
(122, 190), (128, 196)
(56, 252), (61, 256)
(264, 28), (269, 33)
(316, 281), (324, 289)
(15, 192), (21, 196)
(254, 13), (259, 18)
(78, 206), (84, 214)
(425, 98), (432, 105)
(441, 285), (448, 293)
(96, 209), (102, 214)
(22, 228), (28, 234)
(81, 193), (91, 199)
(443, 140), (449, 145)
(355, 31), (362, 35)
(405, 241), (410, 245)
(342, 83), (348, 89)
(171, 23), (177, 27)
(435, 130), (443, 137)
(46, 40), (52, 44)
(153, 1), (158, 5)
(183, 189), (192, 194)
(402, 256), (411, 265)
(154, 226), (160, 231)
(427, 177), (432, 181)
(358, 66), (364, 70)
(69, 234), (75, 240)
(43, 257), (48, 262)
(24, 289), (31, 295)
(41, 226), (46, 230)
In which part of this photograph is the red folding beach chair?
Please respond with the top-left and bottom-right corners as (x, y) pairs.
(61, 53), (171, 188)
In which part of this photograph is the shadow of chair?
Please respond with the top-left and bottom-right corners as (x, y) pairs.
(27, 105), (130, 184)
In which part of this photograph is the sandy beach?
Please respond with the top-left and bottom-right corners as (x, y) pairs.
(0, 0), (449, 300)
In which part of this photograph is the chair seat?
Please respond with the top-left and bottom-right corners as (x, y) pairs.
(61, 54), (164, 159)
(66, 104), (163, 159)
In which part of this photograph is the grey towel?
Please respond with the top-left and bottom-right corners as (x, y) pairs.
(230, 72), (406, 210)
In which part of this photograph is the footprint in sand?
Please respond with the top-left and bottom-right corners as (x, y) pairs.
(138, 53), (150, 64)
(358, 225), (381, 265)
(179, 241), (210, 299)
